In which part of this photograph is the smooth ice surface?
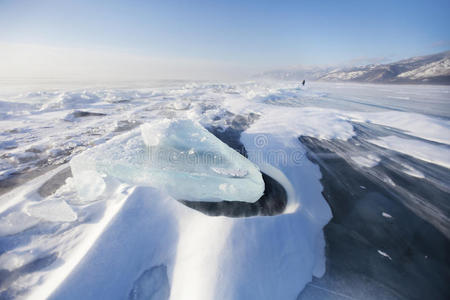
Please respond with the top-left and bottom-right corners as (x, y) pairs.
(71, 119), (264, 203)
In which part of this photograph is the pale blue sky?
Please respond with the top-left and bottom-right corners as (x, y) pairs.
(1, 0), (449, 79)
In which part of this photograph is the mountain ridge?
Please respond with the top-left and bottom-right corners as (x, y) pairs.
(258, 51), (450, 84)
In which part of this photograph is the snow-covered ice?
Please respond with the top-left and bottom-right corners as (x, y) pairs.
(0, 80), (449, 299)
(350, 154), (381, 168)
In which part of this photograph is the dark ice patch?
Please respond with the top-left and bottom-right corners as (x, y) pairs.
(64, 110), (106, 121)
(114, 120), (142, 133)
(207, 112), (260, 157)
(298, 134), (450, 300)
(38, 167), (73, 198)
(108, 99), (131, 104)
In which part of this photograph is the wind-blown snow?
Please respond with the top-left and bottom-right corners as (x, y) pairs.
(349, 111), (450, 145)
(350, 155), (381, 168)
(368, 135), (450, 169)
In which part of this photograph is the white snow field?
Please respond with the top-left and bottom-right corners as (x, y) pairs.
(0, 80), (449, 299)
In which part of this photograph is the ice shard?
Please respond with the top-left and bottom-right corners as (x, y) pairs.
(70, 119), (264, 203)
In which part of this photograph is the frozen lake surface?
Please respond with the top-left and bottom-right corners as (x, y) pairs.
(0, 80), (449, 299)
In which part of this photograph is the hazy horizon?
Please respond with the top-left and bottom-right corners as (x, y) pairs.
(1, 0), (449, 81)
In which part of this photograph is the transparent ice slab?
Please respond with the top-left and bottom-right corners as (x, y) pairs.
(71, 119), (264, 203)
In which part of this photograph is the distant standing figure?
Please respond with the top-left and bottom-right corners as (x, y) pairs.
(302, 80), (305, 86)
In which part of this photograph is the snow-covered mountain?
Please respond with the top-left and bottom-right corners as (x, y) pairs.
(259, 51), (450, 84)
(320, 51), (450, 84)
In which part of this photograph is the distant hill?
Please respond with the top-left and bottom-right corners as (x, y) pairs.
(258, 51), (450, 84)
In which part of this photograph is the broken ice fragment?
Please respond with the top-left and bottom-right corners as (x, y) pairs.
(25, 200), (77, 222)
(71, 119), (264, 203)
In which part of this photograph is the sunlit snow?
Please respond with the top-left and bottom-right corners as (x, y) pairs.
(0, 80), (449, 299)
